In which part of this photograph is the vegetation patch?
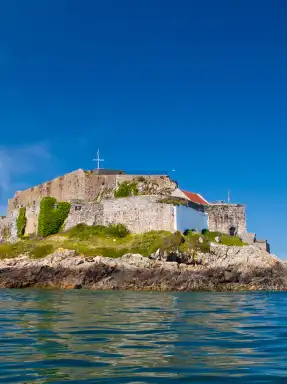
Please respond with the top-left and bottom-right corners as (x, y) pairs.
(129, 230), (171, 256)
(202, 230), (247, 246)
(38, 197), (71, 237)
(66, 223), (130, 240)
(30, 244), (54, 259)
(0, 241), (33, 259)
(107, 223), (130, 238)
(0, 240), (54, 260)
(0, 222), (247, 261)
(183, 229), (198, 235)
(16, 207), (27, 238)
(159, 231), (184, 253)
(157, 197), (188, 206)
(114, 181), (139, 198)
(158, 197), (205, 211)
(181, 231), (210, 253)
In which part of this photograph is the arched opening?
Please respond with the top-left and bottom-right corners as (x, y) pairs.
(229, 226), (236, 236)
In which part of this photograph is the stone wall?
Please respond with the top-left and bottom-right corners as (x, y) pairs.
(255, 240), (270, 253)
(64, 196), (175, 234)
(5, 171), (178, 238)
(101, 196), (175, 233)
(0, 209), (18, 243)
(207, 204), (246, 236)
(84, 173), (117, 202)
(8, 209), (19, 242)
(7, 171), (120, 213)
(8, 169), (87, 213)
(64, 203), (103, 231)
(0, 216), (9, 241)
(7, 171), (175, 213)
(25, 205), (40, 236)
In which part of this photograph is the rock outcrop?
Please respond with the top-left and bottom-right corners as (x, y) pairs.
(0, 244), (286, 291)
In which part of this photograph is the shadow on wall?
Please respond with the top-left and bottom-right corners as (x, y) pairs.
(175, 205), (208, 233)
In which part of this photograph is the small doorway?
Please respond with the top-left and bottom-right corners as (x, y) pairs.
(229, 226), (236, 236)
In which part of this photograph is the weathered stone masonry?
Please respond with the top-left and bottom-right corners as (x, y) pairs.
(101, 196), (175, 233)
(7, 170), (118, 212)
(207, 204), (246, 236)
(64, 196), (175, 233)
(8, 170), (177, 213)
(4, 170), (178, 238)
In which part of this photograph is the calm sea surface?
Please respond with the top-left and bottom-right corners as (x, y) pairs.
(0, 290), (287, 383)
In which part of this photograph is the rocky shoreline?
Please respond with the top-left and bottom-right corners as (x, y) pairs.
(0, 244), (286, 291)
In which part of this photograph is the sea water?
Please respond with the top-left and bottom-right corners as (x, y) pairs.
(0, 290), (287, 383)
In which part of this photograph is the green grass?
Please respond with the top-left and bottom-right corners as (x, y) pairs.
(202, 231), (247, 246)
(30, 244), (55, 259)
(220, 235), (247, 246)
(67, 223), (130, 239)
(0, 224), (247, 260)
(129, 230), (175, 256)
(63, 228), (171, 258)
(0, 241), (55, 260)
(0, 242), (31, 259)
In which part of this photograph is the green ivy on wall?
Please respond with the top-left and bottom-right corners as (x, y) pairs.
(38, 197), (71, 237)
(17, 207), (27, 238)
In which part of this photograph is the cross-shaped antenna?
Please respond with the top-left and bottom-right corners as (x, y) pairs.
(93, 149), (104, 170)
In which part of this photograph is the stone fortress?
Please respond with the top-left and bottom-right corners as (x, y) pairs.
(0, 167), (270, 252)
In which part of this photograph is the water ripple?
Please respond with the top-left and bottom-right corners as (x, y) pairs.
(0, 290), (287, 383)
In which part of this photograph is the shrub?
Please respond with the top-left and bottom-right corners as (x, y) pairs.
(183, 228), (197, 236)
(67, 223), (107, 239)
(17, 207), (27, 238)
(201, 228), (209, 235)
(66, 223), (130, 239)
(107, 223), (130, 238)
(63, 243), (129, 258)
(38, 197), (71, 237)
(114, 181), (139, 198)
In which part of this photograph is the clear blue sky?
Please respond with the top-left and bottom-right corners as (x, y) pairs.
(0, 1), (286, 256)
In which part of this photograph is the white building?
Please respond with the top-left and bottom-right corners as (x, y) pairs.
(172, 189), (209, 233)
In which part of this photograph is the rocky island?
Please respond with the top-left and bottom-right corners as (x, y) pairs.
(0, 224), (285, 291)
(0, 167), (281, 291)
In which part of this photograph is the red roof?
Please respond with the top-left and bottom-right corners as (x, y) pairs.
(181, 190), (209, 205)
